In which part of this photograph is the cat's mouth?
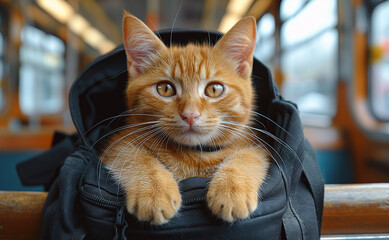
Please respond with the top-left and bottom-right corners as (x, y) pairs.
(183, 127), (201, 134)
(170, 127), (214, 146)
(159, 118), (220, 146)
(178, 121), (208, 134)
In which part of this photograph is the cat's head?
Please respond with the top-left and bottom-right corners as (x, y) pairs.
(122, 12), (257, 147)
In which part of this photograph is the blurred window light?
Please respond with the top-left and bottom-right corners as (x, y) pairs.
(282, 30), (338, 116)
(82, 27), (105, 49)
(98, 40), (117, 55)
(0, 31), (3, 56)
(218, 13), (241, 33)
(257, 13), (275, 39)
(281, 0), (337, 48)
(218, 0), (254, 33)
(80, 26), (116, 54)
(68, 14), (90, 35)
(37, 0), (115, 54)
(36, 0), (74, 24)
(19, 26), (65, 116)
(254, 13), (275, 71)
(226, 0), (254, 16)
(280, 0), (305, 21)
(280, 0), (338, 125)
(0, 32), (4, 113)
(369, 1), (389, 120)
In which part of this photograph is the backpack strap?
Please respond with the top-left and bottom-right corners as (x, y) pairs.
(301, 139), (325, 234)
(282, 205), (304, 240)
(16, 131), (78, 190)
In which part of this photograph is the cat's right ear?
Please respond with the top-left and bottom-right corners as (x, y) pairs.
(122, 12), (166, 78)
(213, 17), (256, 80)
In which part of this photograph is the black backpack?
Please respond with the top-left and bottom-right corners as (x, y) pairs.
(17, 30), (324, 240)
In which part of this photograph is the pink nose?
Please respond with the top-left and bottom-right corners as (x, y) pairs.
(180, 112), (200, 126)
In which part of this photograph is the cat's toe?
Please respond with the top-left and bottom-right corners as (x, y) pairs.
(152, 194), (181, 224)
(150, 203), (178, 225)
(125, 172), (182, 225)
(207, 177), (258, 222)
(208, 192), (257, 222)
(127, 191), (181, 225)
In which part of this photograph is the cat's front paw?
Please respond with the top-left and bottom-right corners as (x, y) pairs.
(126, 170), (181, 225)
(207, 169), (258, 222)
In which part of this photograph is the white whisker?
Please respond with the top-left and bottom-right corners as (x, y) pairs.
(220, 121), (301, 167)
(244, 108), (291, 136)
(91, 121), (160, 150)
(111, 128), (162, 195)
(97, 123), (160, 192)
(218, 123), (290, 183)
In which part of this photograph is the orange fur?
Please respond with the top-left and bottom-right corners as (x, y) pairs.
(101, 12), (270, 225)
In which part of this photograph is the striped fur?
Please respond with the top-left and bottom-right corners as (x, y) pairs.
(101, 12), (269, 225)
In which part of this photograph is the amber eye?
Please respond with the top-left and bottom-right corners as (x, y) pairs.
(205, 83), (224, 98)
(156, 82), (176, 97)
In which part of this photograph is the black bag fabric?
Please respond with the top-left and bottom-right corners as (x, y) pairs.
(18, 30), (324, 240)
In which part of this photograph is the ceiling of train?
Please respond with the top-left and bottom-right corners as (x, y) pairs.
(71, 0), (229, 45)
(95, 0), (228, 29)
(31, 0), (271, 54)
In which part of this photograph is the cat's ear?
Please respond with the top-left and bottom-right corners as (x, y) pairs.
(214, 17), (256, 79)
(122, 12), (166, 78)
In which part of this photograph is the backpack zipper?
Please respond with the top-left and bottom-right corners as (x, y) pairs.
(183, 196), (206, 205)
(80, 187), (126, 209)
(40, 199), (59, 239)
(81, 187), (206, 209)
(114, 206), (128, 240)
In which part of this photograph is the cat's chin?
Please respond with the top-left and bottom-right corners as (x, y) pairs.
(170, 132), (214, 147)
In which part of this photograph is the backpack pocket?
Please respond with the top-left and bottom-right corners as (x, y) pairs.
(78, 155), (126, 239)
(78, 152), (287, 240)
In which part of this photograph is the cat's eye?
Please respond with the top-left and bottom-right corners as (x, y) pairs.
(205, 83), (224, 98)
(156, 82), (176, 97)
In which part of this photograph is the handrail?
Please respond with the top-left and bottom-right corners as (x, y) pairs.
(0, 191), (47, 240)
(0, 183), (388, 239)
(322, 183), (389, 235)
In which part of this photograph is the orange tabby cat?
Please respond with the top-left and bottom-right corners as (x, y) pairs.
(101, 12), (270, 225)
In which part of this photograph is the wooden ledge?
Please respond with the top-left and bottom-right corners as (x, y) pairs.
(0, 191), (47, 239)
(0, 184), (389, 239)
(322, 183), (389, 235)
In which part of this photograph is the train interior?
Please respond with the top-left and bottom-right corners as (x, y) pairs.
(1, 0), (388, 189)
(0, 0), (388, 238)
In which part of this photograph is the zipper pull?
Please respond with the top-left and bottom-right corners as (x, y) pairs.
(114, 206), (128, 240)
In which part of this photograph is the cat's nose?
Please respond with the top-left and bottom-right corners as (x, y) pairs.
(180, 112), (200, 126)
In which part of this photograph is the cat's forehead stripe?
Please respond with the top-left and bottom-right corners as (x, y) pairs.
(174, 64), (181, 79)
(208, 69), (215, 80)
(199, 63), (206, 80)
(162, 45), (219, 82)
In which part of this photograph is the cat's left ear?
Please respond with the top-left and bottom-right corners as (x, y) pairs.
(214, 17), (256, 79)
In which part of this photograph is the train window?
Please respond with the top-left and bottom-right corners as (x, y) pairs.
(254, 13), (275, 71)
(280, 0), (305, 21)
(19, 26), (65, 116)
(369, 1), (389, 121)
(280, 0), (338, 126)
(0, 8), (5, 115)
